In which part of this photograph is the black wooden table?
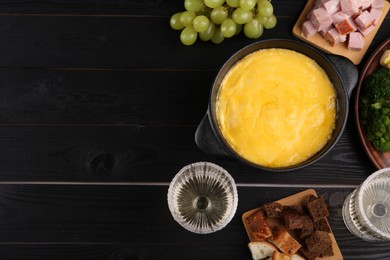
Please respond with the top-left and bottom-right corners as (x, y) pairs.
(0, 1), (388, 259)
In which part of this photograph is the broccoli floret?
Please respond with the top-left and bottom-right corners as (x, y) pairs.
(364, 107), (390, 152)
(360, 67), (390, 152)
(361, 67), (390, 105)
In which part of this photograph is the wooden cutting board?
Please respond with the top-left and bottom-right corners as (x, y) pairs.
(242, 189), (343, 260)
(292, 0), (390, 65)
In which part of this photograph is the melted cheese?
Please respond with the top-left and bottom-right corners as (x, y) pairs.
(216, 48), (336, 168)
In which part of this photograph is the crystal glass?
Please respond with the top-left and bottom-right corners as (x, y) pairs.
(342, 167), (390, 241)
(167, 162), (238, 234)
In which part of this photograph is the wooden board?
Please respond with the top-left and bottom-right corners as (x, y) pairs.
(292, 0), (390, 65)
(242, 189), (343, 260)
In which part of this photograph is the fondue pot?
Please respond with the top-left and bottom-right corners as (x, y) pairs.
(195, 39), (358, 172)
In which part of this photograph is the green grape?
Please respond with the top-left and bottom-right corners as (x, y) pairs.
(232, 8), (253, 24)
(193, 15), (210, 32)
(263, 14), (277, 29)
(257, 0), (273, 17)
(211, 27), (224, 44)
(226, 0), (240, 7)
(180, 26), (198, 45)
(220, 18), (236, 38)
(235, 23), (243, 35)
(199, 22), (216, 41)
(254, 24), (264, 38)
(170, 12), (185, 30)
(170, 0), (275, 45)
(243, 19), (263, 38)
(204, 0), (225, 8)
(180, 11), (196, 27)
(255, 12), (267, 25)
(210, 6), (228, 24)
(196, 8), (208, 16)
(240, 0), (257, 11)
(184, 0), (205, 12)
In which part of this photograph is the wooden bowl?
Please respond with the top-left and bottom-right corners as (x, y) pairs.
(355, 38), (390, 169)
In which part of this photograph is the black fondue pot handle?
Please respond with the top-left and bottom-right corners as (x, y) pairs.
(327, 55), (358, 97)
(195, 112), (229, 156)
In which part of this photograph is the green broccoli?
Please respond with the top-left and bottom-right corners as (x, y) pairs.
(360, 67), (390, 152)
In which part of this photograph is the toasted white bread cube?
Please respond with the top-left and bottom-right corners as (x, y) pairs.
(248, 242), (277, 260)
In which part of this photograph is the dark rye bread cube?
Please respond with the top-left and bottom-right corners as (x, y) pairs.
(263, 202), (284, 218)
(320, 245), (335, 257)
(284, 205), (306, 215)
(306, 196), (329, 222)
(301, 194), (316, 208)
(314, 218), (332, 233)
(283, 208), (306, 230)
(299, 246), (318, 260)
(305, 230), (332, 255)
(298, 217), (314, 239)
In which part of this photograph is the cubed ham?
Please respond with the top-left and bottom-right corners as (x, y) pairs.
(301, 0), (383, 49)
(325, 28), (340, 45)
(310, 7), (334, 31)
(335, 17), (357, 34)
(340, 0), (360, 15)
(323, 0), (341, 14)
(348, 32), (365, 50)
(359, 0), (373, 10)
(351, 8), (363, 19)
(302, 20), (318, 38)
(325, 28), (346, 46)
(306, 9), (314, 19)
(358, 24), (375, 36)
(320, 24), (334, 37)
(370, 8), (382, 24)
(314, 0), (341, 14)
(339, 34), (347, 42)
(332, 11), (351, 25)
(354, 10), (375, 29)
(371, 0), (384, 9)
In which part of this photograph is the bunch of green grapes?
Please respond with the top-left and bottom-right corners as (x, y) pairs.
(170, 0), (277, 45)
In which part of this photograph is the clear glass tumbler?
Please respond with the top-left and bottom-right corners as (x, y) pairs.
(342, 167), (390, 241)
(167, 162), (238, 234)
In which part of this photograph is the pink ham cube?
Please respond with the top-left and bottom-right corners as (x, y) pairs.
(371, 0), (384, 9)
(340, 0), (359, 15)
(358, 24), (375, 36)
(354, 10), (375, 29)
(320, 25), (334, 37)
(323, 0), (341, 14)
(325, 28), (342, 46)
(332, 11), (351, 25)
(370, 8), (382, 25)
(310, 7), (334, 31)
(359, 0), (373, 10)
(335, 17), (357, 34)
(302, 20), (317, 38)
(339, 33), (347, 42)
(348, 32), (365, 50)
(314, 0), (341, 14)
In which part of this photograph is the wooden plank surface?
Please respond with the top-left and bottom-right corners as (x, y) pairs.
(0, 15), (298, 69)
(0, 0), (306, 16)
(0, 0), (387, 258)
(0, 15), (385, 70)
(0, 186), (386, 259)
(0, 69), (212, 125)
(0, 124), (375, 184)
